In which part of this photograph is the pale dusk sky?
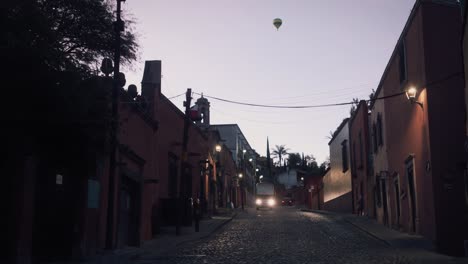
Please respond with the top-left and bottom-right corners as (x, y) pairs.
(122, 0), (415, 163)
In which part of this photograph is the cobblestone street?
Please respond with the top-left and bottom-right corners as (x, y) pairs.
(131, 207), (465, 264)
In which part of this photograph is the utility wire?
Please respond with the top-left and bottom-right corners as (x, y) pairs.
(193, 72), (462, 109)
(193, 91), (403, 109)
(167, 92), (186, 100)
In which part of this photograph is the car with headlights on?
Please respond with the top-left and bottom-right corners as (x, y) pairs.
(281, 197), (294, 206)
(255, 182), (276, 210)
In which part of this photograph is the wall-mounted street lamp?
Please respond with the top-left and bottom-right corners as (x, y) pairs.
(215, 144), (222, 153)
(243, 149), (247, 154)
(406, 86), (423, 108)
(301, 177), (304, 181)
(256, 168), (259, 172)
(249, 158), (253, 162)
(238, 173), (243, 178)
(259, 175), (263, 179)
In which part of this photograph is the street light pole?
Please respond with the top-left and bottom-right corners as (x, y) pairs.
(238, 173), (244, 210)
(241, 150), (246, 210)
(176, 88), (192, 235)
(105, 0), (124, 250)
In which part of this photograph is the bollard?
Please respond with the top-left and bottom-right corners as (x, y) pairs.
(193, 198), (201, 232)
(464, 240), (468, 257)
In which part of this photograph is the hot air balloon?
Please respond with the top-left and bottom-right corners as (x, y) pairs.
(273, 18), (282, 30)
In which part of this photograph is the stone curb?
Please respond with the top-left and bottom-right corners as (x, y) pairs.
(300, 209), (391, 247)
(172, 212), (238, 249)
(135, 212), (238, 259)
(341, 217), (392, 247)
(63, 213), (238, 264)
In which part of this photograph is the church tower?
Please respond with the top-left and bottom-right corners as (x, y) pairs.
(194, 95), (210, 127)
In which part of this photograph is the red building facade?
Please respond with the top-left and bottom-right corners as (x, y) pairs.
(349, 101), (373, 217)
(367, 0), (467, 256)
(304, 173), (325, 210)
(6, 60), (240, 264)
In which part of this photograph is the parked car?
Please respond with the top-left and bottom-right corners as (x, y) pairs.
(281, 197), (294, 206)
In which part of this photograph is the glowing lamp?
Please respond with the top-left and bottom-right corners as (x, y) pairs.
(215, 144), (222, 152)
(405, 86), (423, 108)
(406, 87), (417, 100)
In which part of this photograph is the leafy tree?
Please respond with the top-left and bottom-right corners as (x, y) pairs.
(349, 97), (360, 116)
(368, 89), (376, 107)
(287, 153), (302, 168)
(271, 145), (289, 168)
(320, 156), (331, 174)
(2, 0), (139, 156)
(2, 0), (138, 75)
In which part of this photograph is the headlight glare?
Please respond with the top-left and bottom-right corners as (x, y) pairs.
(267, 198), (275, 206)
(256, 199), (262, 205)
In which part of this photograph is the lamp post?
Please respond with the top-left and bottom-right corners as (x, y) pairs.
(300, 177), (305, 206)
(176, 88), (192, 236)
(238, 172), (244, 210)
(309, 185), (315, 209)
(214, 144), (222, 210)
(105, 0), (125, 250)
(241, 149), (246, 210)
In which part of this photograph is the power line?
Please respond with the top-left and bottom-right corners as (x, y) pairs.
(192, 72), (463, 109)
(166, 92), (186, 100)
(193, 91), (403, 109)
(211, 105), (304, 125)
(264, 87), (375, 105)
(261, 83), (377, 102)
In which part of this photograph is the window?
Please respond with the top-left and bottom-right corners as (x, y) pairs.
(405, 155), (417, 232)
(352, 142), (357, 174)
(377, 114), (383, 146)
(399, 42), (407, 84)
(394, 176), (401, 225)
(398, 42), (407, 84)
(358, 131), (363, 168)
(372, 123), (378, 153)
(168, 153), (178, 197)
(461, 1), (466, 17)
(464, 168), (468, 208)
(342, 140), (349, 172)
(375, 179), (382, 208)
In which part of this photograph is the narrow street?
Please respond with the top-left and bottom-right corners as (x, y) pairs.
(132, 207), (462, 264)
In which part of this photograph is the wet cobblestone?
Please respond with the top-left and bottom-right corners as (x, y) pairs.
(133, 208), (464, 264)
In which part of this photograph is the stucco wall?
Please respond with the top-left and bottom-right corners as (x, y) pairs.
(213, 125), (239, 163)
(422, 2), (466, 254)
(119, 104), (158, 241)
(323, 121), (352, 213)
(464, 4), (468, 138)
(349, 101), (372, 216)
(371, 2), (466, 255)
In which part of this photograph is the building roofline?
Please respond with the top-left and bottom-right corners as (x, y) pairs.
(210, 123), (255, 153)
(209, 124), (239, 127)
(328, 118), (349, 145)
(160, 93), (208, 140)
(349, 100), (368, 126)
(462, 0), (467, 40)
(369, 0), (460, 109)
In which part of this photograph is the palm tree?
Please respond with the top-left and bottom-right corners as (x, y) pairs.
(271, 145), (289, 167)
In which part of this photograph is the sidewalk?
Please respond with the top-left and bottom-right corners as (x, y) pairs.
(301, 208), (432, 248)
(140, 208), (237, 257)
(52, 208), (237, 264)
(301, 208), (467, 263)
